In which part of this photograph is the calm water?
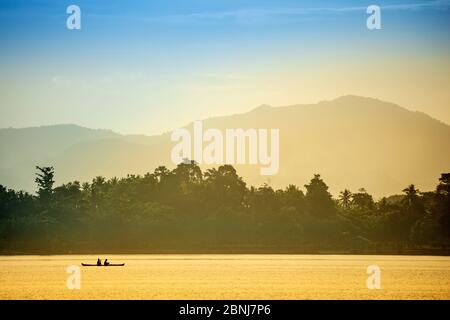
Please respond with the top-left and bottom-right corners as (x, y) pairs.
(0, 255), (449, 299)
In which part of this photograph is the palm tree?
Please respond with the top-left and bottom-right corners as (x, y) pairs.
(402, 184), (420, 207)
(402, 184), (424, 221)
(339, 189), (352, 209)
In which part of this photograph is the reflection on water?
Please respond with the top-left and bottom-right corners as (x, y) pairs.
(0, 255), (449, 299)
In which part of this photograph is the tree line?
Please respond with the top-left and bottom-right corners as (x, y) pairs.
(0, 162), (449, 253)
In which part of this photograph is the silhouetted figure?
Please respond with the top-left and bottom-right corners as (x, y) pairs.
(97, 258), (102, 266)
(104, 259), (110, 266)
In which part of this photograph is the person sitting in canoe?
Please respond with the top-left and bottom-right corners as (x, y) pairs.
(82, 260), (124, 266)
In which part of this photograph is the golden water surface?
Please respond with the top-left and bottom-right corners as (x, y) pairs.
(0, 255), (449, 299)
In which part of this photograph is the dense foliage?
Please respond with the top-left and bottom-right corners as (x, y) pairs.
(0, 163), (449, 253)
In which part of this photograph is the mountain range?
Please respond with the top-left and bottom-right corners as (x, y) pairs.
(1, 95), (449, 197)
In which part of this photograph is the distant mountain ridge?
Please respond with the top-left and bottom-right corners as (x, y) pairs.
(1, 95), (449, 197)
(0, 124), (120, 168)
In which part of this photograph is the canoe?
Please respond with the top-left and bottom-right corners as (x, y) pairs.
(81, 263), (125, 266)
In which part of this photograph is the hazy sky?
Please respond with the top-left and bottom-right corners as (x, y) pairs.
(0, 0), (449, 134)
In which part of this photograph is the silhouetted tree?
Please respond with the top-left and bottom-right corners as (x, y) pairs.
(435, 174), (450, 240)
(339, 189), (352, 209)
(35, 166), (54, 202)
(351, 188), (375, 210)
(304, 174), (335, 218)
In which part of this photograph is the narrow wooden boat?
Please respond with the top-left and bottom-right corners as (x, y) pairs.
(81, 263), (125, 266)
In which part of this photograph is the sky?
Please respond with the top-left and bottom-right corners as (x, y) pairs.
(0, 0), (449, 135)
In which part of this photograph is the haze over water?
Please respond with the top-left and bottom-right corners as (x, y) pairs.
(0, 255), (449, 300)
